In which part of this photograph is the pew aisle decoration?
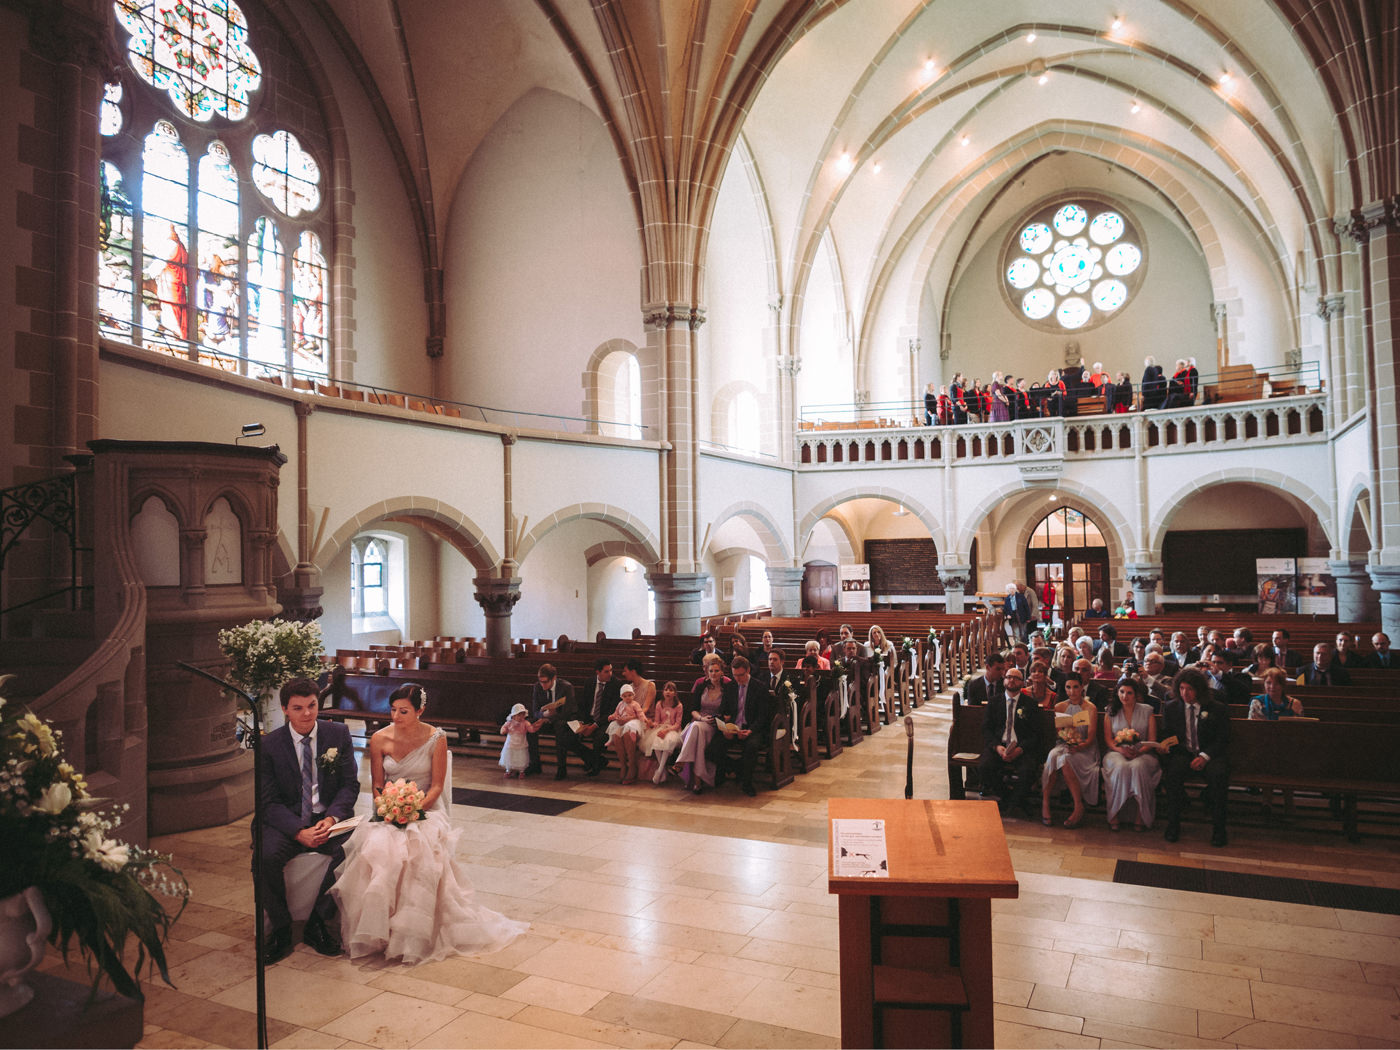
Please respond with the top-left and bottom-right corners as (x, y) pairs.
(217, 618), (326, 729)
(0, 676), (188, 1011)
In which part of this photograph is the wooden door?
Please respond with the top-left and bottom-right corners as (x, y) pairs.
(803, 563), (838, 612)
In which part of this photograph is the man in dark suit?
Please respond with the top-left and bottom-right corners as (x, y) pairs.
(577, 657), (622, 771)
(1335, 632), (1367, 670)
(765, 647), (788, 693)
(257, 677), (359, 965)
(963, 651), (1007, 706)
(528, 662), (600, 778)
(690, 634), (720, 665)
(707, 655), (770, 796)
(1271, 628), (1304, 670)
(1368, 632), (1396, 670)
(1093, 623), (1131, 660)
(1161, 668), (1230, 847)
(977, 666), (1044, 818)
(1300, 642), (1352, 686)
(1205, 651), (1251, 706)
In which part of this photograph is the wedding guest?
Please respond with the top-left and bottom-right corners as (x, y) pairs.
(1247, 667), (1304, 720)
(1041, 675), (1099, 828)
(1102, 677), (1161, 831)
(641, 681), (685, 783)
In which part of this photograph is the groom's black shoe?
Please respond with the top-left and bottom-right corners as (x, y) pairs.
(261, 927), (293, 966)
(303, 915), (342, 956)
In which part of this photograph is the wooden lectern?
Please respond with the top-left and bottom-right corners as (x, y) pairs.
(828, 798), (1018, 1049)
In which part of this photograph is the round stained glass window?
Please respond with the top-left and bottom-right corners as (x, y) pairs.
(1001, 198), (1145, 332)
(1007, 258), (1039, 289)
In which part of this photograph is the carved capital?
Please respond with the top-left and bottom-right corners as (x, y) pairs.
(1335, 197), (1400, 245)
(1316, 294), (1345, 321)
(777, 355), (802, 377)
(425, 336), (444, 358)
(642, 303), (707, 330)
(907, 338), (921, 356)
(473, 576), (523, 617)
(938, 573), (969, 591)
(1127, 573), (1161, 589)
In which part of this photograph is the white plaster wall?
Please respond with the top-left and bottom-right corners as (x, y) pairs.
(439, 545), (487, 638)
(298, 3), (430, 394)
(704, 153), (773, 440)
(442, 89), (644, 418)
(794, 236), (849, 410)
(944, 205), (1217, 385)
(697, 453), (795, 559)
(587, 557), (653, 639)
(514, 517), (626, 639)
(513, 440), (661, 551)
(1331, 412), (1372, 558)
(317, 522), (439, 652)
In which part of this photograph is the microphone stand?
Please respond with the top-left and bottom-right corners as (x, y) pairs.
(177, 661), (269, 1050)
(904, 714), (915, 800)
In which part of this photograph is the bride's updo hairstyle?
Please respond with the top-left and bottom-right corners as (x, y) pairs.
(389, 682), (428, 714)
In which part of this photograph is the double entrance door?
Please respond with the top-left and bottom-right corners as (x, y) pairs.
(1029, 551), (1107, 625)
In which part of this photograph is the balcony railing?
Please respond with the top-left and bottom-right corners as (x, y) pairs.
(796, 392), (1328, 472)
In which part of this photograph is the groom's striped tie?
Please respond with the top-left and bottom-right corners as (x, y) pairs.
(300, 734), (314, 826)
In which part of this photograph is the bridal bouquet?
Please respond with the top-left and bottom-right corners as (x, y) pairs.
(375, 779), (427, 827)
(0, 676), (188, 1000)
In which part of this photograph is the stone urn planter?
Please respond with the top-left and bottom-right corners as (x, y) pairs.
(0, 887), (51, 1019)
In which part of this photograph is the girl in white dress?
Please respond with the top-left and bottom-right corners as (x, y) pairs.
(333, 683), (528, 964)
(640, 681), (684, 783)
(605, 683), (646, 784)
(1102, 677), (1162, 831)
(499, 703), (534, 777)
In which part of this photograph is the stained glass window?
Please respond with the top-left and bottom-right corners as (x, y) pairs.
(196, 142), (240, 367)
(1002, 199), (1145, 332)
(98, 162), (135, 339)
(102, 1), (332, 378)
(247, 216), (284, 367)
(291, 232), (328, 374)
(115, 0), (262, 122)
(101, 82), (124, 136)
(252, 131), (322, 217)
(140, 121), (192, 350)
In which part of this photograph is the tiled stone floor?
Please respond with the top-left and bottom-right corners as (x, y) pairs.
(40, 692), (1400, 1048)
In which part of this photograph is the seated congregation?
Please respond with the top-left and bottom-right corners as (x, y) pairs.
(955, 623), (1397, 848)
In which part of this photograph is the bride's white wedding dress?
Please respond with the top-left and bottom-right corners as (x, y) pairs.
(331, 728), (528, 964)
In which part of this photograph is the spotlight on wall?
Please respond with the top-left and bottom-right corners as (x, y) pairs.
(236, 422), (266, 445)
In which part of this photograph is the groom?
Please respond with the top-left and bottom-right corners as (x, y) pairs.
(256, 677), (359, 965)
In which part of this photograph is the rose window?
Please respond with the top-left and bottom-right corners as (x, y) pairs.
(1001, 199), (1145, 332)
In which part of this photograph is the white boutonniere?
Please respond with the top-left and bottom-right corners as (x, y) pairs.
(1015, 708), (1025, 720)
(1199, 711), (1209, 721)
(319, 747), (339, 771)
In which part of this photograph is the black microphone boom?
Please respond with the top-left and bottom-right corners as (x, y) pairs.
(176, 661), (269, 1050)
(904, 714), (915, 800)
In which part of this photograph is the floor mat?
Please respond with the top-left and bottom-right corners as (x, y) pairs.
(1112, 859), (1400, 915)
(452, 787), (584, 816)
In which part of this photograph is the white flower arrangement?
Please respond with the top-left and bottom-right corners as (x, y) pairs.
(0, 675), (188, 1000)
(217, 618), (326, 716)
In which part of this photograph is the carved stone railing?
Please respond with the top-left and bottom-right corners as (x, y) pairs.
(795, 393), (1328, 471)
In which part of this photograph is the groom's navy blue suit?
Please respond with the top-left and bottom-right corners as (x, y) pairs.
(256, 718), (359, 934)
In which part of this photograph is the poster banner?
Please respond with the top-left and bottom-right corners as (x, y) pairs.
(839, 563), (871, 612)
(1296, 557), (1337, 615)
(1256, 558), (1297, 614)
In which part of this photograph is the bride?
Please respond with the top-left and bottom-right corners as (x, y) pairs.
(331, 683), (527, 964)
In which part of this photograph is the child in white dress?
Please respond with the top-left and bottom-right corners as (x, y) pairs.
(606, 683), (646, 784)
(499, 703), (534, 777)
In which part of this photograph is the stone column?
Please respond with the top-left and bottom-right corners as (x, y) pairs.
(643, 303), (705, 574)
(1330, 559), (1378, 622)
(473, 575), (522, 658)
(647, 571), (708, 636)
(767, 566), (805, 617)
(939, 565), (970, 614)
(1367, 566), (1400, 643)
(1125, 563), (1163, 616)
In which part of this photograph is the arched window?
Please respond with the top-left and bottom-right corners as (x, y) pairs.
(100, 0), (334, 378)
(598, 349), (641, 438)
(358, 539), (387, 617)
(351, 533), (405, 634)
